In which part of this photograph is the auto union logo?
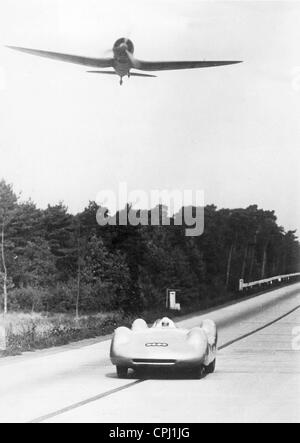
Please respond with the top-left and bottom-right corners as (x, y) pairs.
(145, 343), (168, 347)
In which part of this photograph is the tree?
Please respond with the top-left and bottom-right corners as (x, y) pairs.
(0, 180), (299, 315)
(8, 201), (55, 288)
(80, 235), (130, 312)
(42, 203), (77, 281)
(0, 180), (17, 313)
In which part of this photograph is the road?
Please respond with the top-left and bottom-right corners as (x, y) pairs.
(0, 283), (299, 423)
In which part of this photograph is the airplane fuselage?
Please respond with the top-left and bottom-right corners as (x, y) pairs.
(113, 38), (134, 83)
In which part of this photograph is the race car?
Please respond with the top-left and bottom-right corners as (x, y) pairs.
(110, 317), (217, 378)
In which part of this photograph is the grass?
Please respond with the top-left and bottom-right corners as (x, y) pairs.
(0, 311), (135, 356)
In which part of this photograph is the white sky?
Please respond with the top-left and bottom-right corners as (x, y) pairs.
(0, 0), (299, 232)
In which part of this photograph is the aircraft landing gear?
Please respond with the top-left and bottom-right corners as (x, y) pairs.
(120, 77), (123, 86)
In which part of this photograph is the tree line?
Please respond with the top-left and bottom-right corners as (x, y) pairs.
(0, 179), (299, 314)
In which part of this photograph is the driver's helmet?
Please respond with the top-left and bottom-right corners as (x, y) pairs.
(153, 317), (176, 328)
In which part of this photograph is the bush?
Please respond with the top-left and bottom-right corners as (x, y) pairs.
(8, 287), (53, 312)
(1, 311), (134, 355)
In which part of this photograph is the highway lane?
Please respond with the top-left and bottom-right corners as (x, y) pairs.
(51, 307), (300, 423)
(0, 283), (299, 423)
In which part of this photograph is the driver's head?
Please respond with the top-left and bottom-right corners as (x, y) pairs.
(161, 317), (176, 328)
(153, 317), (176, 328)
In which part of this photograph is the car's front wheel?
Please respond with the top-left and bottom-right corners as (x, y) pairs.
(193, 365), (206, 379)
(206, 358), (216, 374)
(117, 366), (128, 378)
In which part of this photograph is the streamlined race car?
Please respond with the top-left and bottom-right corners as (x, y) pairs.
(110, 317), (217, 378)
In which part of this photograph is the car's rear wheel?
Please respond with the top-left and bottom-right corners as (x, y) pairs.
(117, 366), (128, 378)
(206, 358), (216, 374)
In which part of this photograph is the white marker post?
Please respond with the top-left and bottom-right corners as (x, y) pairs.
(169, 291), (176, 309)
(0, 324), (6, 352)
(166, 289), (181, 311)
(239, 279), (244, 291)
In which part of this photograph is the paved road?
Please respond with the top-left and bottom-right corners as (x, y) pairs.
(0, 284), (299, 423)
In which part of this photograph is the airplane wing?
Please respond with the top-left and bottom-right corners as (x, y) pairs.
(130, 57), (242, 72)
(6, 46), (114, 68)
(87, 70), (157, 78)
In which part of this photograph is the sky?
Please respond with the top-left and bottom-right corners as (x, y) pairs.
(0, 0), (299, 233)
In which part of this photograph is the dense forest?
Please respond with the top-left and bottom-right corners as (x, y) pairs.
(0, 179), (299, 315)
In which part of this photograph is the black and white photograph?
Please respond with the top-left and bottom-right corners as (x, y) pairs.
(0, 0), (299, 427)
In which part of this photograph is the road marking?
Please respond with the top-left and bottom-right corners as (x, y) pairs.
(29, 379), (145, 424)
(29, 303), (300, 423)
(219, 304), (300, 350)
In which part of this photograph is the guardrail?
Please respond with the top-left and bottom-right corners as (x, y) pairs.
(239, 272), (300, 291)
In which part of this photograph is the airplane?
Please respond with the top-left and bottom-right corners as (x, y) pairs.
(7, 37), (242, 85)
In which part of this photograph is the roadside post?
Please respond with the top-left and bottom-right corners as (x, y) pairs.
(166, 289), (181, 311)
(239, 279), (244, 291)
(0, 322), (6, 353)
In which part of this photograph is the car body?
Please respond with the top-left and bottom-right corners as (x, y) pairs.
(110, 317), (217, 378)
